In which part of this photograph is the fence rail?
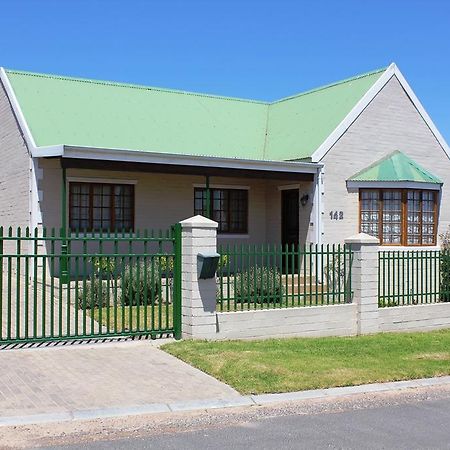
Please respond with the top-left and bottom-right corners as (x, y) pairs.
(217, 243), (353, 312)
(0, 226), (181, 344)
(378, 249), (450, 307)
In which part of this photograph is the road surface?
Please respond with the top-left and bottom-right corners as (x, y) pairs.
(5, 384), (450, 449)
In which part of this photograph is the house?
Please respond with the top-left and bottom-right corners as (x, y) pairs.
(0, 62), (448, 249)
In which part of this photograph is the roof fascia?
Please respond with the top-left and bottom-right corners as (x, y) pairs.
(0, 67), (36, 151)
(347, 180), (442, 190)
(310, 63), (396, 162)
(311, 63), (450, 162)
(62, 145), (323, 174)
(0, 67), (65, 158)
(33, 145), (64, 157)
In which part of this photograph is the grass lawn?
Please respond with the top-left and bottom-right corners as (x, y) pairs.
(162, 330), (450, 394)
(89, 304), (173, 332)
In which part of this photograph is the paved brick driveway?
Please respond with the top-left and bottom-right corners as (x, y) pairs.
(0, 340), (238, 419)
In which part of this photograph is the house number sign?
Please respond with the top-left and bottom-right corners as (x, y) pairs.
(329, 211), (344, 220)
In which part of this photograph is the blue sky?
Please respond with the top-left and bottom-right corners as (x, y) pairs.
(1, 0), (449, 141)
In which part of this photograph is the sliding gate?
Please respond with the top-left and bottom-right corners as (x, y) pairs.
(0, 225), (182, 344)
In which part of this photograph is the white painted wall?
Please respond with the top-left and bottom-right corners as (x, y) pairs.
(213, 300), (450, 340)
(378, 303), (450, 333)
(215, 304), (357, 340)
(320, 75), (450, 245)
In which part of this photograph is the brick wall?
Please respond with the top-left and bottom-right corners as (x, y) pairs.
(215, 304), (357, 339)
(379, 303), (450, 332)
(0, 80), (30, 229)
(321, 75), (450, 244)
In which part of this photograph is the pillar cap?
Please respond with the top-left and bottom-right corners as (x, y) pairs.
(345, 233), (380, 245)
(180, 215), (218, 229)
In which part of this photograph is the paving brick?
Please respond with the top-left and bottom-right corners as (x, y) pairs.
(0, 340), (238, 420)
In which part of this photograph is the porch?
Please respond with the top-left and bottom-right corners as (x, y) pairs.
(0, 153), (323, 345)
(36, 153), (321, 249)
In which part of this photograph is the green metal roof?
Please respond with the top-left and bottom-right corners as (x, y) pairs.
(265, 70), (384, 160)
(349, 150), (443, 184)
(5, 67), (386, 161)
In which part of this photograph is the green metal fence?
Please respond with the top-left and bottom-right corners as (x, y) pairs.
(378, 249), (450, 307)
(217, 243), (353, 311)
(0, 225), (182, 344)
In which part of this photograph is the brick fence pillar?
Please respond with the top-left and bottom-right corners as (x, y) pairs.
(180, 215), (218, 339)
(345, 233), (380, 335)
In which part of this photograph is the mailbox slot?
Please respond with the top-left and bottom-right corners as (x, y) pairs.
(197, 252), (220, 279)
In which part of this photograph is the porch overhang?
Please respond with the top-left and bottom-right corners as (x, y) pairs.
(40, 145), (322, 181)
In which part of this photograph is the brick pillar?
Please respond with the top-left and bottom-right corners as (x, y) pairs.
(345, 233), (380, 335)
(180, 215), (218, 339)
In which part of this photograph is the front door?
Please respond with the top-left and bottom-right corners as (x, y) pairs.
(281, 189), (299, 249)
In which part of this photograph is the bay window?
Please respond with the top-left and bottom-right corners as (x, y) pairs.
(360, 189), (438, 246)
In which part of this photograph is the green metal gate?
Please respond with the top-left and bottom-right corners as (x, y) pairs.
(0, 224), (182, 344)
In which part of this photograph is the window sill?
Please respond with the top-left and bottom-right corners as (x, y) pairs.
(218, 234), (250, 239)
(380, 245), (440, 251)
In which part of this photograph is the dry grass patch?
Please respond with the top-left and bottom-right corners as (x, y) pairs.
(412, 352), (450, 361)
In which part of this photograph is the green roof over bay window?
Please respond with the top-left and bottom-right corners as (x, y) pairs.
(4, 67), (386, 161)
(348, 150), (443, 184)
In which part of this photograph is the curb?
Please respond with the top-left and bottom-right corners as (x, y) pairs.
(1, 376), (450, 427)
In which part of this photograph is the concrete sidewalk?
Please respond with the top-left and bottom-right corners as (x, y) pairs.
(0, 339), (239, 422)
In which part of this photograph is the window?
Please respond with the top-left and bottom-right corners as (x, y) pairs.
(69, 182), (134, 232)
(194, 188), (248, 234)
(360, 189), (438, 246)
(382, 190), (402, 244)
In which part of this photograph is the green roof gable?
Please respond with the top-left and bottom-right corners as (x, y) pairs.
(349, 150), (442, 184)
(5, 67), (386, 161)
(265, 70), (384, 160)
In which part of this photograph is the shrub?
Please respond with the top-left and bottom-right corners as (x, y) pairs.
(441, 253), (450, 302)
(234, 266), (283, 304)
(440, 228), (450, 302)
(378, 298), (399, 308)
(324, 256), (353, 303)
(121, 259), (161, 306)
(441, 254), (450, 302)
(77, 279), (110, 309)
(91, 256), (116, 277)
(160, 256), (174, 275)
(217, 255), (229, 274)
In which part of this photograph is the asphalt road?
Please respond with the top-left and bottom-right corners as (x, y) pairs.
(42, 396), (450, 450)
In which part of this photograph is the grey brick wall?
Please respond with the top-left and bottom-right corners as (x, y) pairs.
(379, 303), (450, 332)
(321, 75), (450, 244)
(0, 80), (30, 229)
(215, 304), (357, 339)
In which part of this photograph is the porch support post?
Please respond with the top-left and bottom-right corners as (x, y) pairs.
(345, 233), (379, 335)
(313, 167), (323, 245)
(60, 164), (69, 284)
(61, 165), (67, 232)
(205, 175), (211, 219)
(180, 215), (218, 339)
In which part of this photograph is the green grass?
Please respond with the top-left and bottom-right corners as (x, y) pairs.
(89, 304), (173, 332)
(162, 330), (450, 394)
